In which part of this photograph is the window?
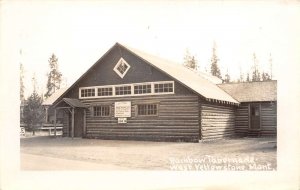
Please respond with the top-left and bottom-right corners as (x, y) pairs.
(81, 88), (95, 97)
(93, 106), (110, 117)
(137, 104), (158, 116)
(115, 85), (131, 95)
(79, 81), (174, 99)
(134, 84), (151, 94)
(154, 82), (173, 93)
(98, 87), (113, 96)
(113, 58), (131, 78)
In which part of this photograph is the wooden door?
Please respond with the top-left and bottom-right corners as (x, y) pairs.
(74, 108), (84, 137)
(250, 104), (261, 130)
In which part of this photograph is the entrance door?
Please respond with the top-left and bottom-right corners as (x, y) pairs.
(67, 108), (84, 137)
(250, 104), (261, 130)
(74, 108), (84, 137)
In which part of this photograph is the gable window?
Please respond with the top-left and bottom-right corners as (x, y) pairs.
(98, 87), (113, 96)
(137, 104), (158, 116)
(154, 82), (174, 93)
(134, 84), (151, 94)
(115, 85), (131, 95)
(113, 58), (131, 78)
(93, 105), (110, 117)
(81, 88), (95, 97)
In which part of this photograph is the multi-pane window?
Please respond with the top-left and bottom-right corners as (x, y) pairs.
(154, 82), (173, 93)
(113, 58), (131, 78)
(81, 88), (95, 97)
(134, 84), (151, 94)
(98, 87), (113, 96)
(115, 85), (131, 95)
(93, 106), (110, 117)
(137, 104), (158, 116)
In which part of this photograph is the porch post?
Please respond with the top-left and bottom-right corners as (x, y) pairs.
(83, 109), (86, 137)
(72, 108), (75, 139)
(54, 108), (57, 137)
(45, 106), (49, 123)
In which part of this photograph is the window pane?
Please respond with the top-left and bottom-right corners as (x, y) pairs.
(93, 106), (110, 117)
(138, 104), (157, 116)
(81, 88), (95, 97)
(154, 82), (173, 93)
(116, 86), (131, 95)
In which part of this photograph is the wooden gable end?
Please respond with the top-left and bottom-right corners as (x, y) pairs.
(64, 44), (195, 99)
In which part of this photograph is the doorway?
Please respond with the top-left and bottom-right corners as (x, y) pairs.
(250, 103), (261, 130)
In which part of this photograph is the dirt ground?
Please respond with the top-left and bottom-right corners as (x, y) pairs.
(20, 136), (276, 171)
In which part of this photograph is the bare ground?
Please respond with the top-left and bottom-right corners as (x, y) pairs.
(20, 136), (276, 171)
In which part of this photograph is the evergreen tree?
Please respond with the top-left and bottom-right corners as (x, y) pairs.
(251, 53), (261, 82)
(262, 71), (271, 81)
(23, 75), (44, 135)
(20, 63), (25, 101)
(246, 72), (250, 82)
(224, 68), (231, 83)
(210, 42), (221, 78)
(238, 66), (244, 82)
(269, 53), (273, 79)
(45, 54), (62, 98)
(183, 49), (198, 70)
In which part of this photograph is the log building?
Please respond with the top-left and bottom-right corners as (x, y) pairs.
(46, 43), (277, 142)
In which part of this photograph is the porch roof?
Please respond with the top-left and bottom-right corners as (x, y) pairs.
(54, 98), (87, 108)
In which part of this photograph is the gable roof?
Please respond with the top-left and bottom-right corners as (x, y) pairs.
(42, 87), (68, 106)
(55, 98), (87, 108)
(218, 80), (277, 102)
(53, 42), (239, 105)
(120, 43), (239, 104)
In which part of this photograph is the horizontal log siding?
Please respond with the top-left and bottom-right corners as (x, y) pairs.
(260, 102), (277, 137)
(235, 103), (249, 137)
(81, 95), (200, 142)
(201, 103), (236, 140)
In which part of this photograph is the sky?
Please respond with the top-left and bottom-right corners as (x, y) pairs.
(1, 1), (300, 98)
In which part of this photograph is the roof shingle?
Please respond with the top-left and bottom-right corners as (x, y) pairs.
(218, 81), (277, 102)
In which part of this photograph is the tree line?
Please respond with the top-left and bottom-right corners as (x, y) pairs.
(20, 53), (63, 135)
(183, 42), (273, 83)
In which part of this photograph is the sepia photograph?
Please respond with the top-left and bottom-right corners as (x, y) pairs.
(1, 0), (300, 190)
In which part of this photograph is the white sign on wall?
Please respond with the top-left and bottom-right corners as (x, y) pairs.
(114, 101), (131, 118)
(118, 118), (127, 124)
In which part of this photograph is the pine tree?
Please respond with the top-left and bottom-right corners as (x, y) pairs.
(262, 71), (271, 81)
(183, 49), (198, 70)
(251, 53), (261, 82)
(238, 66), (244, 82)
(45, 54), (62, 98)
(224, 68), (231, 83)
(23, 74), (44, 135)
(210, 42), (221, 78)
(20, 63), (25, 101)
(269, 53), (273, 79)
(246, 72), (250, 82)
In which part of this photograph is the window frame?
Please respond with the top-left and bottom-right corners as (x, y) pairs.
(136, 103), (159, 117)
(79, 81), (175, 99)
(113, 58), (131, 78)
(80, 88), (96, 98)
(92, 105), (111, 117)
(97, 87), (113, 97)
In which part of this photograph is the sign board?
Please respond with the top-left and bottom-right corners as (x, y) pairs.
(114, 101), (131, 118)
(118, 117), (127, 124)
(20, 127), (25, 136)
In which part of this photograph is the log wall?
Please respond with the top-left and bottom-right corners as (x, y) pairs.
(200, 102), (236, 140)
(235, 103), (249, 137)
(260, 102), (277, 136)
(81, 95), (200, 142)
(234, 102), (277, 137)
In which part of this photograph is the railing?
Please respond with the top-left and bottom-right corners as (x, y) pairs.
(41, 123), (64, 136)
